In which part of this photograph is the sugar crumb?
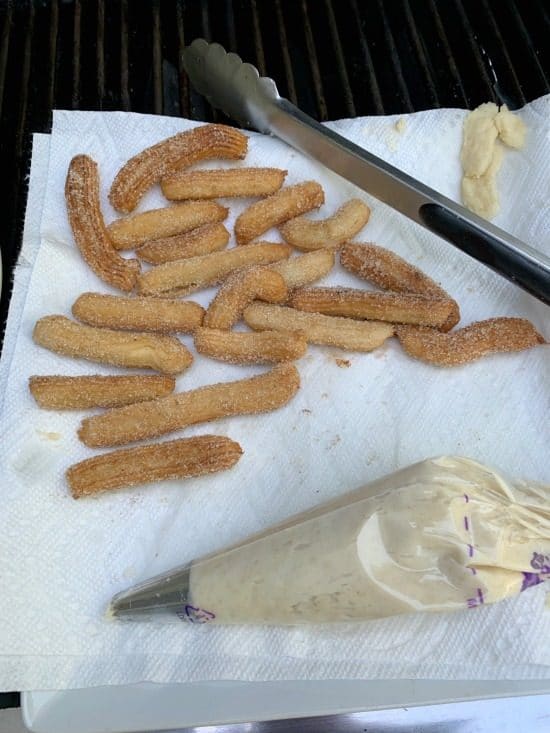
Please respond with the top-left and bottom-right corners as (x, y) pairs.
(335, 358), (351, 368)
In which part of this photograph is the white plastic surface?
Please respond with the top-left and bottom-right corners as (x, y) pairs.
(22, 679), (550, 733)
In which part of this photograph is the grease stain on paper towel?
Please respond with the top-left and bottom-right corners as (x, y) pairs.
(36, 429), (62, 441)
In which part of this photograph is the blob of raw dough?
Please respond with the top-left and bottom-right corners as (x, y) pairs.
(460, 102), (499, 178)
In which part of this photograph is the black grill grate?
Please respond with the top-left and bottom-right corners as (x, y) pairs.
(2, 0), (550, 338)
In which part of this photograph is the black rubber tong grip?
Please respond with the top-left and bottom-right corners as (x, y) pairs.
(420, 204), (550, 305)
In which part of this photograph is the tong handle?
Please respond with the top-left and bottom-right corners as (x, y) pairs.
(421, 205), (550, 305)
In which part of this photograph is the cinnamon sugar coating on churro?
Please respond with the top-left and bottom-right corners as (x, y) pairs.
(203, 268), (288, 330)
(67, 435), (243, 497)
(290, 287), (456, 329)
(109, 124), (248, 213)
(396, 318), (545, 366)
(235, 181), (325, 245)
(72, 293), (204, 333)
(136, 223), (229, 264)
(65, 155), (140, 292)
(270, 250), (335, 289)
(137, 243), (291, 297)
(78, 364), (300, 448)
(29, 374), (175, 410)
(340, 243), (460, 331)
(244, 303), (394, 352)
(107, 201), (228, 249)
(280, 199), (370, 250)
(195, 328), (307, 365)
(162, 167), (287, 200)
(33, 316), (193, 375)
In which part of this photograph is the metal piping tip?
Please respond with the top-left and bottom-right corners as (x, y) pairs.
(107, 564), (193, 622)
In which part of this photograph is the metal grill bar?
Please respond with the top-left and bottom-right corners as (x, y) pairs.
(452, 0), (497, 105)
(274, 0), (297, 106)
(402, 0), (440, 109)
(152, 0), (162, 115)
(480, 0), (525, 107)
(507, 0), (550, 90)
(0, 6), (12, 123)
(96, 0), (105, 108)
(120, 0), (130, 110)
(375, 0), (413, 113)
(224, 0), (237, 52)
(47, 0), (58, 113)
(250, 0), (266, 78)
(72, 0), (80, 108)
(324, 0), (356, 118)
(300, 0), (327, 121)
(348, 0), (384, 115)
(427, 0), (467, 107)
(176, 1), (189, 118)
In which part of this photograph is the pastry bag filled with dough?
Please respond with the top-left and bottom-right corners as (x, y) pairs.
(110, 456), (550, 624)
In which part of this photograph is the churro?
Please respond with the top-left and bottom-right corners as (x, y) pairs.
(161, 167), (287, 200)
(65, 155), (140, 292)
(244, 303), (394, 352)
(72, 292), (204, 333)
(136, 223), (229, 265)
(279, 199), (371, 250)
(29, 375), (175, 410)
(271, 250), (335, 289)
(107, 201), (228, 250)
(109, 124), (248, 213)
(33, 316), (193, 375)
(235, 181), (325, 245)
(396, 318), (545, 367)
(137, 242), (291, 297)
(194, 328), (307, 364)
(290, 287), (456, 329)
(203, 268), (288, 329)
(78, 364), (300, 448)
(67, 435), (243, 498)
(340, 243), (460, 331)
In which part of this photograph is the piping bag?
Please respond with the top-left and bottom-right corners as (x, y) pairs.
(109, 457), (550, 624)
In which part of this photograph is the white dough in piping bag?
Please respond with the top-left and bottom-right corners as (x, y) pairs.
(111, 456), (550, 625)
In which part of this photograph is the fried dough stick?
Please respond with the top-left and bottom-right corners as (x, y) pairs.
(78, 364), (300, 447)
(33, 316), (193, 375)
(244, 303), (394, 352)
(162, 167), (287, 200)
(194, 328), (307, 365)
(203, 268), (288, 329)
(270, 250), (335, 289)
(136, 223), (229, 265)
(67, 435), (243, 497)
(107, 201), (228, 249)
(109, 124), (248, 213)
(65, 155), (140, 292)
(279, 199), (370, 250)
(340, 243), (460, 331)
(72, 293), (204, 333)
(290, 287), (456, 329)
(235, 182), (324, 245)
(137, 243), (291, 297)
(29, 375), (175, 409)
(396, 318), (545, 366)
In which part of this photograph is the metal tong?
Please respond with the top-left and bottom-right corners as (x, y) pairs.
(182, 39), (550, 306)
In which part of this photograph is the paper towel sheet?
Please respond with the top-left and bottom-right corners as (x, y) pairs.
(1, 100), (549, 691)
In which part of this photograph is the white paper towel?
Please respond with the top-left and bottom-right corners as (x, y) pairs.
(1, 101), (549, 691)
